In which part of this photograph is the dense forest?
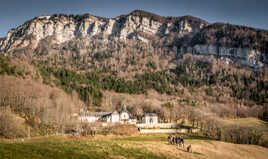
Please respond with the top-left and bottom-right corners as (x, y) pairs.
(35, 56), (268, 107)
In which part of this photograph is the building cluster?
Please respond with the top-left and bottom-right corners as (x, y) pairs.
(78, 105), (158, 125)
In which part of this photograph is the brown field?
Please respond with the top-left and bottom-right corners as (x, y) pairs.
(1, 134), (268, 159)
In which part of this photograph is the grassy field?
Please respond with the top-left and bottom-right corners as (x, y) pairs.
(1, 134), (268, 159)
(223, 118), (268, 126)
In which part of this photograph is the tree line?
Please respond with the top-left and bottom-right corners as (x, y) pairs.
(37, 56), (267, 107)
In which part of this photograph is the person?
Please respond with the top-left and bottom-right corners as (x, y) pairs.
(170, 135), (173, 144)
(176, 136), (181, 148)
(181, 136), (184, 148)
(187, 144), (192, 153)
(172, 135), (176, 145)
(168, 135), (172, 144)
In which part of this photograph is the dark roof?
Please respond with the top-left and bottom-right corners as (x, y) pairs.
(102, 111), (119, 118)
(80, 111), (109, 117)
(121, 104), (129, 113)
(102, 113), (112, 118)
(145, 113), (158, 117)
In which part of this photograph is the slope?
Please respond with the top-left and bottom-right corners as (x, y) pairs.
(1, 134), (268, 159)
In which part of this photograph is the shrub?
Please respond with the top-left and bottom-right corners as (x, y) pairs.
(161, 102), (173, 109)
(260, 138), (268, 148)
(205, 87), (213, 96)
(0, 56), (19, 76)
(0, 110), (26, 138)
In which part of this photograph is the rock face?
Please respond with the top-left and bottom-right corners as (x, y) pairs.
(176, 45), (265, 68)
(0, 11), (206, 51)
(0, 10), (268, 68)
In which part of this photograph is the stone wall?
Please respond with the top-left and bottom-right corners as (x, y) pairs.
(137, 123), (180, 129)
(139, 128), (200, 134)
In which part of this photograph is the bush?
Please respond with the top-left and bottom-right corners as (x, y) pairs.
(260, 138), (268, 148)
(0, 56), (20, 76)
(205, 87), (213, 96)
(161, 102), (173, 109)
(0, 110), (26, 138)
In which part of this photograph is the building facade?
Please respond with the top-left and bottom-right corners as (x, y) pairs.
(78, 112), (108, 122)
(79, 105), (138, 124)
(143, 113), (158, 125)
(120, 104), (130, 122)
(79, 105), (159, 126)
(102, 111), (120, 123)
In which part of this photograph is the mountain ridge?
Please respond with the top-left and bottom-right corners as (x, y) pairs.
(0, 10), (268, 68)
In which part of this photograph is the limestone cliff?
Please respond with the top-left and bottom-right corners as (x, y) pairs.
(0, 10), (268, 68)
(0, 10), (206, 51)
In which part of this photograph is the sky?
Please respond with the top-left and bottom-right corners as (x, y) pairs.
(0, 0), (268, 37)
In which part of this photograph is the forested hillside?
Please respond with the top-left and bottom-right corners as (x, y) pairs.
(0, 10), (268, 147)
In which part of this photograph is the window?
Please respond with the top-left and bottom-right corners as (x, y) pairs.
(150, 117), (153, 123)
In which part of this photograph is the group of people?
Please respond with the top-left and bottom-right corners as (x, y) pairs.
(168, 134), (185, 147)
(168, 134), (192, 153)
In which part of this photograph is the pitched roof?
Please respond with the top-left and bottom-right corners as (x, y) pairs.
(145, 113), (158, 117)
(80, 111), (110, 117)
(102, 111), (119, 118)
(121, 104), (128, 113)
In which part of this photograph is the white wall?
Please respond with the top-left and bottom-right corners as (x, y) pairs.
(144, 116), (158, 125)
(140, 128), (200, 134)
(137, 123), (180, 129)
(120, 112), (130, 120)
(106, 116), (111, 122)
(111, 114), (120, 122)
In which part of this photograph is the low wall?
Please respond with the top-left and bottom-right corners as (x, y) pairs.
(139, 128), (200, 134)
(136, 123), (180, 129)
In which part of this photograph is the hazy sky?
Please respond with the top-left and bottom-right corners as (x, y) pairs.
(0, 0), (267, 37)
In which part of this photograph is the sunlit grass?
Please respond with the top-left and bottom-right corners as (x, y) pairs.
(0, 136), (174, 159)
(224, 118), (268, 126)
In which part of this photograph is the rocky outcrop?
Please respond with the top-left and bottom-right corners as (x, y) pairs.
(176, 45), (265, 68)
(0, 10), (267, 68)
(188, 22), (268, 68)
(0, 10), (207, 52)
(1, 11), (207, 51)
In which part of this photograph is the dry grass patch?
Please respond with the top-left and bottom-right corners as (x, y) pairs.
(1, 134), (268, 159)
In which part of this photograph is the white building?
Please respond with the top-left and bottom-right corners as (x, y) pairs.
(79, 104), (137, 124)
(78, 112), (108, 122)
(102, 111), (120, 123)
(143, 113), (158, 125)
(120, 105), (130, 122)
